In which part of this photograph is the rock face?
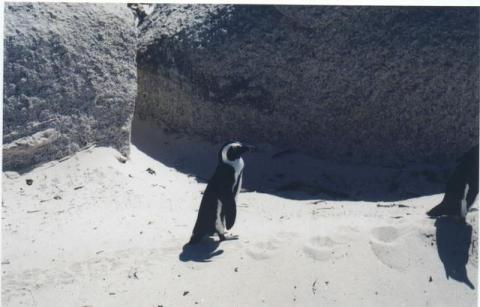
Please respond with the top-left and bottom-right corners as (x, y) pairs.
(3, 3), (137, 171)
(136, 5), (479, 166)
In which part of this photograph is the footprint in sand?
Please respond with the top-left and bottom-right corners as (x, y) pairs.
(245, 232), (298, 260)
(370, 226), (401, 243)
(276, 231), (299, 241)
(246, 240), (281, 260)
(369, 226), (410, 271)
(302, 236), (345, 261)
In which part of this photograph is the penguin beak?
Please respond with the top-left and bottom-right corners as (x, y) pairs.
(241, 144), (256, 153)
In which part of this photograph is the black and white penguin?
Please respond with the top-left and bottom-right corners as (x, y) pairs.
(188, 142), (255, 244)
(427, 145), (479, 220)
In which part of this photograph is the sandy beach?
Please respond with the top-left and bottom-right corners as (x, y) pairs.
(2, 121), (477, 307)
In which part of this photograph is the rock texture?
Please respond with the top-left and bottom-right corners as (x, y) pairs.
(136, 5), (479, 166)
(3, 3), (137, 171)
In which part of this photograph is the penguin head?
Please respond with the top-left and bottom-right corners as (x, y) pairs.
(219, 142), (255, 163)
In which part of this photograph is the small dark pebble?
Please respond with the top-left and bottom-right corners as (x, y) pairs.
(26, 179), (33, 185)
(234, 267), (238, 272)
(429, 276), (433, 282)
(74, 186), (83, 190)
(146, 168), (156, 175)
(109, 292), (116, 296)
(183, 291), (189, 296)
(53, 195), (62, 200)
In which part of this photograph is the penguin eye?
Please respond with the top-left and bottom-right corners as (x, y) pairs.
(227, 146), (240, 161)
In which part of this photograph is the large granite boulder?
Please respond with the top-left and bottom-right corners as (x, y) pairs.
(136, 5), (479, 166)
(3, 3), (137, 171)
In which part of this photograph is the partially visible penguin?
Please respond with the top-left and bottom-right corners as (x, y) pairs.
(427, 145), (479, 220)
(188, 142), (255, 244)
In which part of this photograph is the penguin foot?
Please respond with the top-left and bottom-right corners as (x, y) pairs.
(219, 234), (239, 241)
(427, 203), (458, 218)
(427, 211), (467, 224)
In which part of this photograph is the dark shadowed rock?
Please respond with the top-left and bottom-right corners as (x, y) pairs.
(3, 3), (137, 171)
(136, 5), (479, 167)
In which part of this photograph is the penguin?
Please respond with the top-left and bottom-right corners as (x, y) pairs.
(188, 142), (255, 244)
(427, 145), (479, 220)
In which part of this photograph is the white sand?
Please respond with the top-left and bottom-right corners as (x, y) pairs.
(2, 124), (478, 307)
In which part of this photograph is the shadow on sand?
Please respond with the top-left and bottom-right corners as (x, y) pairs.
(132, 119), (448, 202)
(434, 217), (475, 289)
(179, 238), (224, 262)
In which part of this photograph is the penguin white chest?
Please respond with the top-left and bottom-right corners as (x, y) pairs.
(215, 199), (226, 234)
(461, 184), (469, 218)
(215, 158), (244, 234)
(231, 158), (244, 192)
(235, 175), (243, 198)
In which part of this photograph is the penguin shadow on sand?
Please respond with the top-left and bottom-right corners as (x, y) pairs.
(428, 144), (478, 289)
(179, 238), (224, 263)
(434, 217), (475, 289)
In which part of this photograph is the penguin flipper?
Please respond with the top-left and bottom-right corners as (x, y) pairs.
(219, 193), (237, 230)
(225, 205), (237, 230)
